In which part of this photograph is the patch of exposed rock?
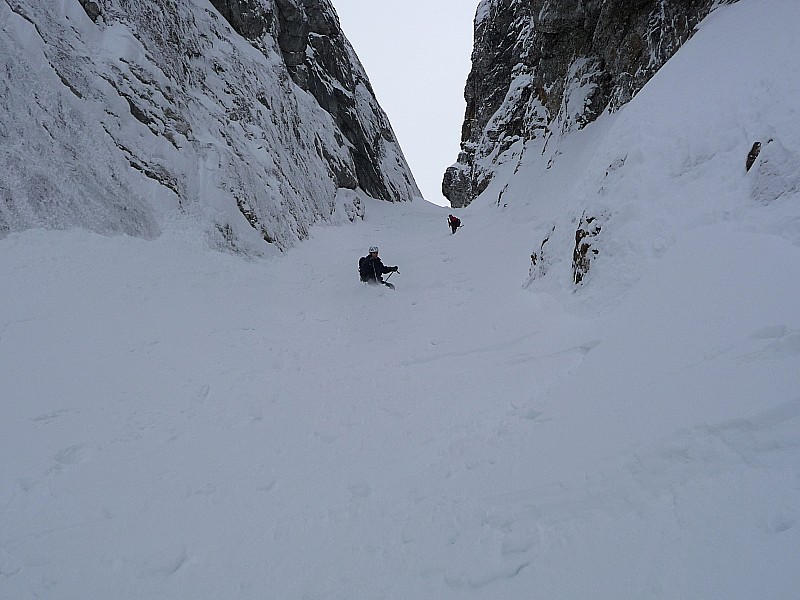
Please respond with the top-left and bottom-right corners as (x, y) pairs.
(444, 0), (735, 208)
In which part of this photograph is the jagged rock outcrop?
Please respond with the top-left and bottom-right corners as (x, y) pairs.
(443, 0), (735, 208)
(0, 0), (419, 253)
(572, 212), (603, 285)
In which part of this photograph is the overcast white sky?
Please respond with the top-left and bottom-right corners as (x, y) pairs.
(332, 1), (477, 207)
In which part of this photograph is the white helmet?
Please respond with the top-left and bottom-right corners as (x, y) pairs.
(369, 246), (379, 253)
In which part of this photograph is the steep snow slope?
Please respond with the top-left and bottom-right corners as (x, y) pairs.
(1, 0), (799, 598)
(445, 0), (730, 208)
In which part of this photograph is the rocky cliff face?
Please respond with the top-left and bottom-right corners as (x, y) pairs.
(443, 0), (734, 208)
(0, 0), (419, 254)
(210, 0), (416, 205)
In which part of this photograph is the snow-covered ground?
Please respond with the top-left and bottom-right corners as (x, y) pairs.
(2, 0), (800, 598)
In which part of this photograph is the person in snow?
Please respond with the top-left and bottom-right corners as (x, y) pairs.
(359, 246), (398, 289)
(448, 214), (461, 234)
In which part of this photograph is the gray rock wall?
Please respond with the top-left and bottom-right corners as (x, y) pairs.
(0, 0), (419, 253)
(211, 0), (417, 203)
(444, 0), (734, 208)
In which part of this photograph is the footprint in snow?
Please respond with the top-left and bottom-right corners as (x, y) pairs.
(766, 511), (796, 534)
(745, 325), (800, 359)
(54, 443), (87, 466)
(31, 408), (72, 424)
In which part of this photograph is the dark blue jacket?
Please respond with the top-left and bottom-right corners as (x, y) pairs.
(359, 255), (395, 282)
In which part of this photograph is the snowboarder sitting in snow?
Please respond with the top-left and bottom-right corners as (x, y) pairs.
(448, 214), (461, 234)
(359, 246), (398, 289)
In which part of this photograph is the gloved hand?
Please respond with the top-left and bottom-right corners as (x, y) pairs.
(391, 266), (399, 272)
